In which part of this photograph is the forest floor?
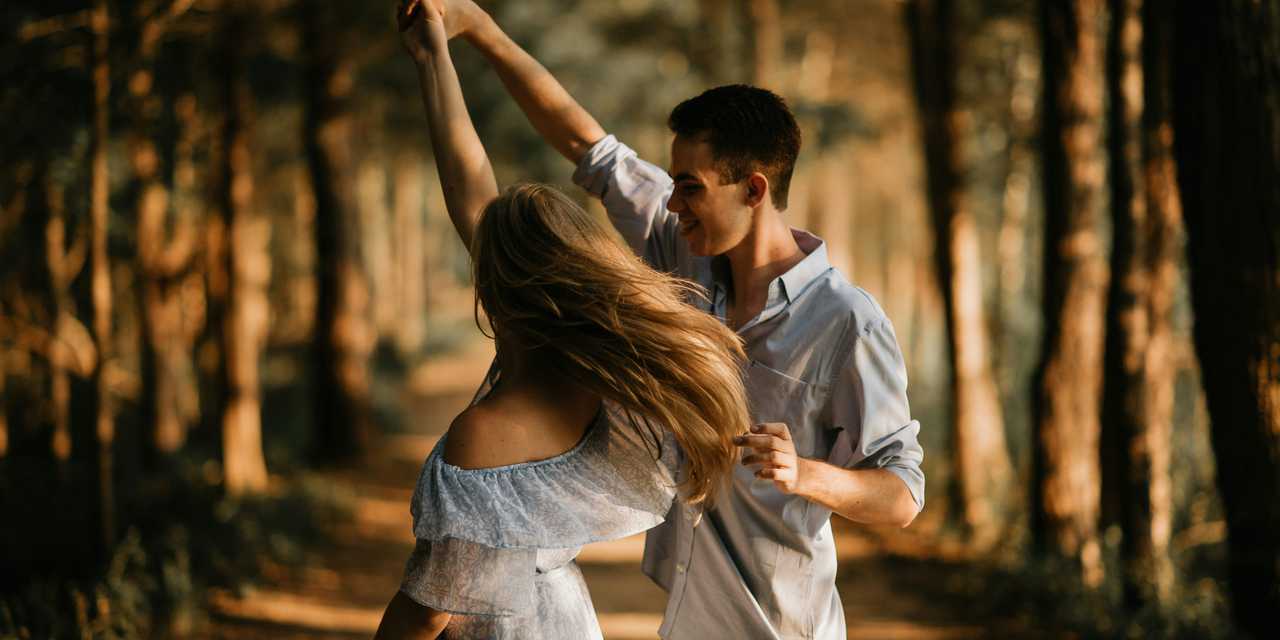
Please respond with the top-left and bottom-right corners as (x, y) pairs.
(202, 339), (1040, 639)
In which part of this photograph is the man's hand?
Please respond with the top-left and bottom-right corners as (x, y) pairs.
(398, 0), (486, 42)
(397, 0), (448, 66)
(735, 422), (801, 494)
(440, 0), (488, 40)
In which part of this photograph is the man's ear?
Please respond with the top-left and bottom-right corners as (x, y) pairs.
(745, 173), (770, 208)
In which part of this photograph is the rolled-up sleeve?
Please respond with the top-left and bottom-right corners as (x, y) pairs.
(572, 134), (680, 270)
(827, 317), (926, 511)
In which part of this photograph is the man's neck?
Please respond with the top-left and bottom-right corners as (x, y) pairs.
(723, 208), (805, 327)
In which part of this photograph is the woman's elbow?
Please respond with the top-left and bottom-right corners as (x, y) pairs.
(375, 590), (451, 640)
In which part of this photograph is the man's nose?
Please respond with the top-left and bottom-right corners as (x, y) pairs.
(666, 193), (684, 213)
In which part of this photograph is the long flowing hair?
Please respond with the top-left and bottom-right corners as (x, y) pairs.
(470, 183), (749, 504)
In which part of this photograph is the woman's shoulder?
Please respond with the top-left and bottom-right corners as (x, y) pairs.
(441, 405), (513, 470)
(441, 404), (591, 471)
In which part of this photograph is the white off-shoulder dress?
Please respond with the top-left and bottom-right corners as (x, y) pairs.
(398, 373), (679, 639)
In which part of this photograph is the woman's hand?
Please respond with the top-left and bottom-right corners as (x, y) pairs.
(398, 0), (449, 66)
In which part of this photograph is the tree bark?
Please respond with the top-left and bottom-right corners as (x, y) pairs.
(304, 0), (374, 463)
(129, 31), (198, 463)
(393, 157), (427, 356)
(1101, 0), (1143, 536)
(809, 153), (855, 281)
(169, 93), (207, 433)
(992, 42), (1038, 378)
(906, 0), (1015, 550)
(219, 5), (269, 495)
(88, 0), (116, 560)
(696, 0), (745, 85)
(0, 317), (7, 458)
(358, 160), (396, 339)
(1032, 0), (1107, 587)
(1102, 0), (1179, 612)
(1172, 2), (1280, 635)
(746, 0), (782, 88)
(43, 173), (82, 469)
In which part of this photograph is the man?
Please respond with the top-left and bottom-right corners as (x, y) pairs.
(431, 2), (925, 638)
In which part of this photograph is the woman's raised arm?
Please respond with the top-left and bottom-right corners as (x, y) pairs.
(399, 0), (497, 253)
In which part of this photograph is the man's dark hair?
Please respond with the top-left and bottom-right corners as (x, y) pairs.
(668, 84), (802, 210)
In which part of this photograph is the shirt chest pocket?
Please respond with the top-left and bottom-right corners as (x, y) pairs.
(743, 361), (828, 459)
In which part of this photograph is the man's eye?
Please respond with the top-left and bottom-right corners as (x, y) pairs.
(681, 184), (702, 194)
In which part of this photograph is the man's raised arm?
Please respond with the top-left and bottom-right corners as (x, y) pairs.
(440, 1), (605, 164)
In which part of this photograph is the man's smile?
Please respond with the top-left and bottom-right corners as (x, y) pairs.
(678, 215), (702, 235)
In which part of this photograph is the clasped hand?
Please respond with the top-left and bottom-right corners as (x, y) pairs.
(397, 0), (449, 64)
(397, 0), (487, 64)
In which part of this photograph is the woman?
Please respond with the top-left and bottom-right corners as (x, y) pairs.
(375, 2), (751, 638)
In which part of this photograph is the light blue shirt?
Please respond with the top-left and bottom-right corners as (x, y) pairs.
(574, 135), (926, 639)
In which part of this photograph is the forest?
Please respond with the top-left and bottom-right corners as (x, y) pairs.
(1, 0), (1277, 638)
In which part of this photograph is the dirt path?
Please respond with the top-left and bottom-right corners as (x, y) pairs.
(205, 345), (1026, 639)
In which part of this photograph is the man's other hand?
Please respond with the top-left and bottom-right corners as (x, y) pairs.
(735, 422), (801, 494)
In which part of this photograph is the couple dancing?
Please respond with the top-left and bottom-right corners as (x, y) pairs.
(375, 2), (925, 638)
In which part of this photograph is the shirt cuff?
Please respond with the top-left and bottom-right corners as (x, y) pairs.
(572, 133), (623, 198)
(883, 464), (925, 512)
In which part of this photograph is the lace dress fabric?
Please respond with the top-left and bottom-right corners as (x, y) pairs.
(399, 374), (678, 639)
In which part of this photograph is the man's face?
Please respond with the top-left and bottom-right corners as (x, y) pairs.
(666, 135), (754, 257)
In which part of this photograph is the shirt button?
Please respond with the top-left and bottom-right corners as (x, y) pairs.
(676, 563), (686, 574)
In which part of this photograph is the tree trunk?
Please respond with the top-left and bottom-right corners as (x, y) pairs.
(1172, 2), (1280, 635)
(393, 156), (427, 356)
(906, 0), (1015, 550)
(305, 0), (374, 463)
(1102, 0), (1179, 612)
(696, 0), (745, 85)
(0, 319), (7, 458)
(88, 0), (116, 560)
(809, 153), (855, 281)
(170, 93), (207, 433)
(1100, 0), (1142, 538)
(992, 43), (1038, 377)
(358, 160), (396, 339)
(746, 0), (782, 88)
(43, 174), (81, 470)
(1032, 0), (1107, 587)
(219, 6), (269, 495)
(131, 86), (194, 464)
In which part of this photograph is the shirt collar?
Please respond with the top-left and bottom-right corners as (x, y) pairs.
(777, 229), (829, 303)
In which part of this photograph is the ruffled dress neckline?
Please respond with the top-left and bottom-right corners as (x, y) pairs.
(410, 397), (678, 550)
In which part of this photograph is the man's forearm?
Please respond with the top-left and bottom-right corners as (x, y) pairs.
(794, 459), (919, 528)
(463, 15), (605, 164)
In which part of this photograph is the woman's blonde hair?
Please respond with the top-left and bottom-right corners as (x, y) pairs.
(470, 183), (749, 504)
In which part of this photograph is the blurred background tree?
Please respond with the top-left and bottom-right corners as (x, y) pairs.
(1171, 2), (1280, 637)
